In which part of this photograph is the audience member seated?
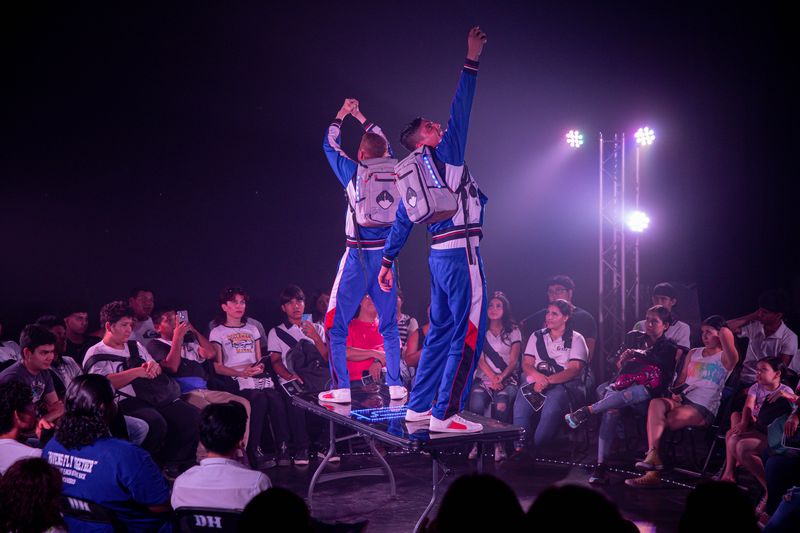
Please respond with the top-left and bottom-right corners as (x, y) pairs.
(84, 301), (200, 470)
(0, 457), (66, 533)
(728, 289), (798, 391)
(35, 315), (83, 399)
(526, 484), (637, 532)
(396, 288), (420, 391)
(632, 282), (691, 358)
(678, 481), (759, 532)
(0, 324), (65, 425)
(0, 320), (22, 365)
(308, 289), (330, 327)
(467, 292), (521, 462)
(0, 382), (43, 474)
(720, 357), (795, 508)
(509, 299), (587, 462)
(62, 304), (101, 366)
(343, 295), (387, 386)
(521, 275), (598, 363)
(403, 304), (430, 391)
(267, 285), (331, 465)
(564, 305), (678, 485)
(423, 474), (523, 533)
(128, 287), (157, 342)
(626, 316), (739, 487)
(210, 286), (290, 468)
(762, 411), (800, 528)
(44, 374), (171, 532)
(239, 488), (313, 533)
(148, 308), (252, 461)
(172, 402), (271, 511)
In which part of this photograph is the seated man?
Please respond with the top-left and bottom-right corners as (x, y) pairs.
(128, 287), (158, 342)
(632, 282), (691, 358)
(728, 289), (798, 390)
(147, 308), (252, 459)
(0, 325), (64, 425)
(85, 301), (200, 469)
(35, 315), (83, 399)
(62, 304), (101, 366)
(267, 285), (331, 465)
(172, 402), (271, 511)
(0, 381), (43, 474)
(344, 295), (387, 386)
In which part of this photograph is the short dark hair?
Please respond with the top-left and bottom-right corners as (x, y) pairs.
(359, 132), (388, 159)
(240, 488), (312, 532)
(0, 458), (65, 533)
(61, 303), (89, 317)
(35, 314), (63, 330)
(546, 275), (575, 292)
(19, 324), (57, 353)
(758, 289), (790, 315)
(647, 304), (673, 326)
(701, 315), (727, 331)
(99, 300), (134, 326)
(199, 402), (248, 455)
(279, 285), (305, 305)
(151, 308), (174, 326)
(548, 298), (575, 318)
(128, 287), (154, 299)
(652, 282), (678, 300)
(0, 381), (33, 434)
(219, 286), (248, 306)
(400, 118), (424, 151)
(758, 356), (785, 375)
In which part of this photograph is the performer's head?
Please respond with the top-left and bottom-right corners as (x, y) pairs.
(357, 132), (388, 161)
(400, 118), (444, 151)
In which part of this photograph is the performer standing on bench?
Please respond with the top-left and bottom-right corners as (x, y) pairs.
(379, 27), (489, 433)
(319, 99), (407, 404)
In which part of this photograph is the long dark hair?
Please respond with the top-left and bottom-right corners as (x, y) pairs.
(0, 458), (65, 533)
(55, 374), (115, 449)
(490, 292), (518, 346)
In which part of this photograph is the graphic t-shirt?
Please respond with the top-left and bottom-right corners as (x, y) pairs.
(0, 362), (55, 403)
(209, 323), (270, 390)
(44, 436), (170, 533)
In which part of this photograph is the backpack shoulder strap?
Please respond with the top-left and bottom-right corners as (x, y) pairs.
(534, 329), (564, 373)
(82, 354), (129, 374)
(482, 339), (508, 374)
(274, 327), (299, 349)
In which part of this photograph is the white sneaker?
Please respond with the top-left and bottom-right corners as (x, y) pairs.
(468, 444), (479, 460)
(318, 388), (351, 404)
(389, 385), (408, 400)
(429, 413), (483, 433)
(405, 408), (432, 422)
(494, 443), (507, 462)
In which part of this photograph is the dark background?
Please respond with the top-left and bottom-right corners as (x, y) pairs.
(2, 2), (797, 344)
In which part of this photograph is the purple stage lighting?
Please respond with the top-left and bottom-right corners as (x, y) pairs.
(566, 130), (584, 148)
(626, 210), (650, 232)
(635, 127), (655, 146)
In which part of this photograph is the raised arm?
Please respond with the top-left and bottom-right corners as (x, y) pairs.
(435, 26), (487, 166)
(351, 100), (393, 158)
(322, 99), (359, 187)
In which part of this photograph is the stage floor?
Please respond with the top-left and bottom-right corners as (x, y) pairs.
(267, 448), (699, 532)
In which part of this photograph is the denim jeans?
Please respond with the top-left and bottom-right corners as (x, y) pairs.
(123, 415), (149, 447)
(512, 380), (583, 452)
(468, 380), (518, 423)
(763, 486), (800, 533)
(593, 382), (651, 463)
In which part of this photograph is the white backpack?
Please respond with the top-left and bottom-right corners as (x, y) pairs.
(347, 157), (399, 227)
(394, 147), (459, 224)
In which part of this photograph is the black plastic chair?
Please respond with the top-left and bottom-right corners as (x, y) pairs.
(61, 495), (117, 526)
(174, 507), (242, 533)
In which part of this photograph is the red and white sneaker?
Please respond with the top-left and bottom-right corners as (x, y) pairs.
(405, 408), (432, 422)
(317, 388), (351, 404)
(389, 385), (408, 400)
(429, 413), (483, 433)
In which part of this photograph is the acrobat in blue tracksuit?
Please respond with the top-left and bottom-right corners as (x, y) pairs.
(322, 119), (402, 389)
(381, 59), (488, 421)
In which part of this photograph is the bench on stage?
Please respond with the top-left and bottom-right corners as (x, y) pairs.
(291, 384), (523, 531)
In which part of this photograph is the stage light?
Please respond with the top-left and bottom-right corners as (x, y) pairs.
(566, 130), (584, 148)
(635, 127), (655, 146)
(626, 210), (650, 232)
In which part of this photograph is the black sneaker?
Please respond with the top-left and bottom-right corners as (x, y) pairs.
(277, 443), (292, 467)
(250, 446), (276, 470)
(565, 407), (590, 429)
(589, 463), (609, 485)
(294, 448), (311, 466)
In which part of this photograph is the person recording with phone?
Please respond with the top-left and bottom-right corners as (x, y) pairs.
(507, 299), (588, 465)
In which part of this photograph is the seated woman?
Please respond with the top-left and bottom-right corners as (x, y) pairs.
(43, 374), (171, 532)
(564, 305), (679, 485)
(509, 299), (588, 461)
(396, 289), (420, 391)
(720, 357), (796, 508)
(626, 315), (739, 487)
(467, 292), (521, 462)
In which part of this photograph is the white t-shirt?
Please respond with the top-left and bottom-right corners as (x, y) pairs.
(397, 314), (419, 353)
(208, 317), (268, 350)
(0, 438), (43, 474)
(524, 329), (589, 369)
(171, 458), (271, 511)
(0, 341), (21, 363)
(267, 321), (326, 384)
(209, 324), (261, 369)
(84, 340), (154, 398)
(51, 355), (83, 393)
(476, 327), (522, 379)
(131, 317), (158, 343)
(747, 382), (795, 418)
(739, 321), (799, 383)
(634, 319), (691, 351)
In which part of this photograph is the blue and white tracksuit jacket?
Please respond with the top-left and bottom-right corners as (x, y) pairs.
(381, 58), (488, 420)
(322, 118), (401, 388)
